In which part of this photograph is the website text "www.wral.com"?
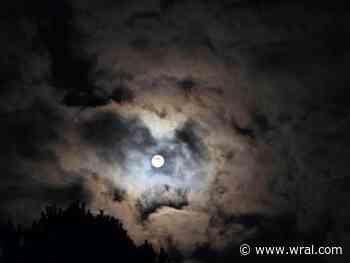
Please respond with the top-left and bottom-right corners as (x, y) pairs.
(240, 243), (343, 256)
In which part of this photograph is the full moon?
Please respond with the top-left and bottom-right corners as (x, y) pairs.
(151, 154), (165, 168)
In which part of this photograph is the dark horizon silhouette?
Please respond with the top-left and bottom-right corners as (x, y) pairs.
(0, 202), (169, 263)
(0, 201), (331, 263)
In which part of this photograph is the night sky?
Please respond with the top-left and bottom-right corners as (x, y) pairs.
(0, 0), (349, 262)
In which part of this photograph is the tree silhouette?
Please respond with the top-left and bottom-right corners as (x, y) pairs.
(0, 202), (169, 263)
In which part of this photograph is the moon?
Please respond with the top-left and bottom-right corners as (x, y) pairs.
(151, 154), (165, 168)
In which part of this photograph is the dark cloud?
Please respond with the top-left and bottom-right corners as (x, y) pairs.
(80, 112), (156, 164)
(0, 99), (62, 208)
(159, 0), (180, 12)
(231, 117), (256, 139)
(0, 165), (91, 225)
(125, 11), (161, 28)
(175, 120), (207, 161)
(0, 97), (92, 223)
(136, 185), (188, 221)
(0, 176), (88, 207)
(129, 37), (152, 51)
(251, 112), (273, 135)
(0, 100), (62, 160)
(177, 77), (196, 95)
(31, 0), (93, 91)
(17, 0), (112, 109)
(111, 86), (135, 104)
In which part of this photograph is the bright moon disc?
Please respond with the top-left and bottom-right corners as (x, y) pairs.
(151, 154), (165, 168)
